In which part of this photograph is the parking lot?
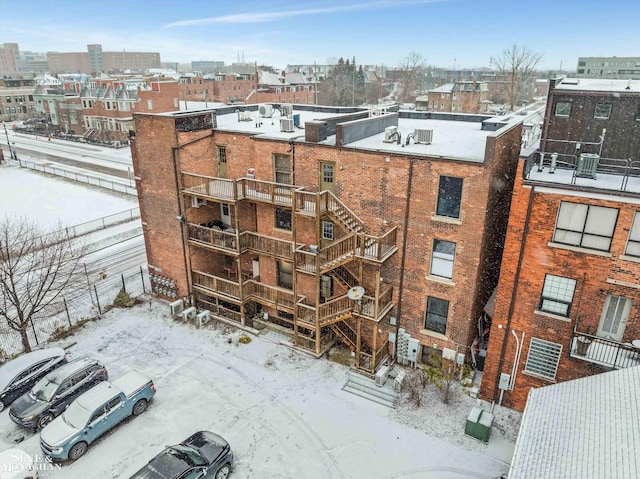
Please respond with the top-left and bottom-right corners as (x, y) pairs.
(0, 299), (512, 479)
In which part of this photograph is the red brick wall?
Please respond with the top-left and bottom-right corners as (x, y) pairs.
(480, 156), (640, 410)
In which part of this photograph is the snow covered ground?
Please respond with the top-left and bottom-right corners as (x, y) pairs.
(0, 140), (521, 478)
(1, 301), (517, 479)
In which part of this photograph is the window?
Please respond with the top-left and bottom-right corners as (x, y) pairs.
(430, 239), (456, 279)
(322, 163), (334, 184)
(275, 208), (292, 230)
(277, 261), (293, 289)
(436, 176), (463, 219)
(106, 396), (122, 412)
(524, 338), (562, 380)
(594, 103), (612, 119)
(625, 212), (640, 257)
(147, 100), (153, 110)
(216, 145), (227, 163)
(553, 201), (618, 251)
(322, 221), (334, 240)
(425, 296), (449, 335)
(89, 407), (105, 424)
(539, 274), (576, 317)
(273, 154), (291, 184)
(554, 102), (571, 117)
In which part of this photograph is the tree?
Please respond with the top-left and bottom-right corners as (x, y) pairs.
(490, 44), (543, 111)
(422, 349), (472, 404)
(318, 57), (366, 106)
(0, 216), (86, 352)
(397, 52), (427, 103)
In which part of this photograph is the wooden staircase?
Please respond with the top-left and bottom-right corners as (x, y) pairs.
(330, 320), (357, 351)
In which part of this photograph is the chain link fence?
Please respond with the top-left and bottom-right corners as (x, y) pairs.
(0, 265), (150, 361)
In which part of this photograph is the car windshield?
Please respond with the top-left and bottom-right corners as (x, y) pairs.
(62, 401), (92, 429)
(32, 376), (59, 401)
(170, 445), (208, 467)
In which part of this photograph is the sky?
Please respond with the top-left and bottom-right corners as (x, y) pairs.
(2, 0), (640, 71)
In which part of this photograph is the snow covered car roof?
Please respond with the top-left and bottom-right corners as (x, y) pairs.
(0, 347), (65, 392)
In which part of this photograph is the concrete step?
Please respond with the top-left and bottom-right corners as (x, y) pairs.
(342, 373), (399, 408)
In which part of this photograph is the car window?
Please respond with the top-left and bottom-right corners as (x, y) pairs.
(12, 369), (31, 384)
(71, 370), (89, 386)
(179, 469), (205, 479)
(29, 360), (52, 375)
(89, 406), (106, 423)
(57, 379), (73, 395)
(106, 396), (122, 412)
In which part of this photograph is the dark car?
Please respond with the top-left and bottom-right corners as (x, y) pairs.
(0, 347), (66, 412)
(129, 431), (234, 479)
(9, 357), (108, 430)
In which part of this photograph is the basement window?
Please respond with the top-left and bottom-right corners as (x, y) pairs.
(524, 337), (562, 380)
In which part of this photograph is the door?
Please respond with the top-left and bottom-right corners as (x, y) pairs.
(597, 295), (632, 342)
(220, 203), (231, 226)
(252, 259), (260, 280)
(217, 145), (227, 178)
(320, 275), (333, 303)
(319, 161), (335, 193)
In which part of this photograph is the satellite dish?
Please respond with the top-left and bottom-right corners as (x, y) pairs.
(347, 286), (365, 300)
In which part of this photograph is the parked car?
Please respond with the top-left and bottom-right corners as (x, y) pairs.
(40, 370), (155, 462)
(0, 448), (39, 479)
(9, 357), (108, 430)
(129, 431), (234, 479)
(0, 348), (67, 412)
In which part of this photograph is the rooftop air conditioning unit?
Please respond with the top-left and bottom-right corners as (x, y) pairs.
(170, 299), (184, 317)
(196, 310), (211, 328)
(181, 306), (197, 321)
(281, 104), (293, 117)
(191, 197), (206, 208)
(576, 153), (599, 179)
(280, 117), (294, 132)
(383, 126), (398, 143)
(237, 110), (252, 122)
(414, 129), (433, 144)
(259, 104), (273, 118)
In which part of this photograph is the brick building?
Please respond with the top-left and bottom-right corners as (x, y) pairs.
(416, 81), (490, 113)
(480, 78), (640, 411)
(130, 104), (522, 375)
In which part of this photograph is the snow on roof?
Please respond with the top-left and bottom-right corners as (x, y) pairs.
(259, 70), (286, 86)
(285, 72), (310, 85)
(556, 78), (640, 92)
(111, 370), (152, 397)
(429, 83), (455, 93)
(509, 365), (640, 478)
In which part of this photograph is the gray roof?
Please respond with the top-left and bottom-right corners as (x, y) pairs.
(509, 365), (640, 478)
(429, 83), (455, 93)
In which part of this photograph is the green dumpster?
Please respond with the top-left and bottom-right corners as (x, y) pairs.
(465, 407), (494, 443)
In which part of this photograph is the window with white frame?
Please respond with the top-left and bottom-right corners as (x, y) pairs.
(625, 212), (640, 257)
(430, 239), (456, 279)
(553, 201), (618, 251)
(539, 274), (576, 317)
(273, 154), (291, 184)
(424, 296), (449, 335)
(524, 337), (562, 380)
(554, 101), (571, 117)
(322, 221), (334, 240)
(594, 103), (612, 119)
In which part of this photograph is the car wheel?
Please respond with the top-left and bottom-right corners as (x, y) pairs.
(68, 441), (88, 461)
(215, 464), (231, 479)
(132, 399), (147, 416)
(38, 413), (54, 429)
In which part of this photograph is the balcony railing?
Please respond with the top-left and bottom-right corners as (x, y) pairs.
(245, 280), (296, 311)
(242, 231), (294, 260)
(188, 224), (238, 252)
(357, 285), (394, 320)
(192, 270), (240, 300)
(357, 228), (397, 262)
(318, 295), (352, 327)
(569, 331), (640, 369)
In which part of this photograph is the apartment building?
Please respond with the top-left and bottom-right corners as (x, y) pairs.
(576, 56), (640, 79)
(130, 104), (522, 375)
(416, 81), (490, 114)
(0, 43), (19, 76)
(0, 86), (37, 122)
(480, 78), (640, 411)
(46, 44), (160, 74)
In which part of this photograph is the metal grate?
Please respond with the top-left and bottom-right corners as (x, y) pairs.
(524, 337), (562, 380)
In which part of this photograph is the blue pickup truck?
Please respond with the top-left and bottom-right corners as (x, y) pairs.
(40, 370), (155, 462)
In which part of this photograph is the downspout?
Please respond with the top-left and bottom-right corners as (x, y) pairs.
(172, 144), (192, 305)
(491, 183), (536, 408)
(394, 158), (414, 359)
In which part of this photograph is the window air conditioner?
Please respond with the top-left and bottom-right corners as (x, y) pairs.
(383, 126), (398, 143)
(414, 129), (433, 144)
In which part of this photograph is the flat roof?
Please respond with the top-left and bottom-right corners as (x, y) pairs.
(555, 78), (640, 92)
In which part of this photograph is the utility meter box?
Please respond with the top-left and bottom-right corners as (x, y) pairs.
(465, 407), (494, 443)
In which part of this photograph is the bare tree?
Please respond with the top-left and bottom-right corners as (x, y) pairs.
(490, 44), (543, 111)
(0, 216), (86, 352)
(397, 52), (427, 103)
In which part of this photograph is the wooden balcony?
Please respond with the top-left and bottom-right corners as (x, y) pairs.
(356, 228), (398, 263)
(242, 232), (294, 260)
(188, 224), (239, 253)
(244, 280), (296, 312)
(192, 270), (241, 301)
(188, 224), (294, 259)
(356, 285), (394, 321)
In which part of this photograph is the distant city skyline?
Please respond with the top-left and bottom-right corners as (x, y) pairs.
(3, 0), (639, 72)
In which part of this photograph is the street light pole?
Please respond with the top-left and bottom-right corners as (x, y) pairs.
(3, 122), (16, 160)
